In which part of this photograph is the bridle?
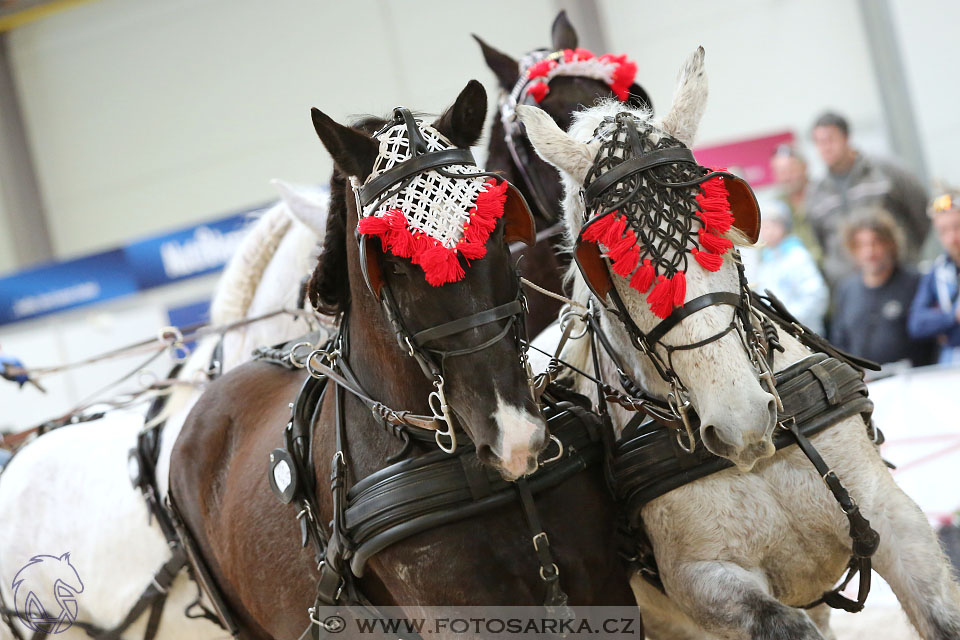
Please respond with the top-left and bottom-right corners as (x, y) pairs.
(572, 112), (781, 451)
(348, 106), (538, 453)
(499, 48), (652, 223)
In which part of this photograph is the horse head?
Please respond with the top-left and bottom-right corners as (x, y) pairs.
(475, 10), (652, 228)
(307, 80), (547, 481)
(519, 48), (779, 472)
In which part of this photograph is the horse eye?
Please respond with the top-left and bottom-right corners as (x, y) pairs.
(386, 263), (408, 276)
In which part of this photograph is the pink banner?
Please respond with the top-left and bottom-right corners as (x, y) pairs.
(693, 130), (795, 188)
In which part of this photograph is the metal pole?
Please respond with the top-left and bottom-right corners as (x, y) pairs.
(0, 32), (54, 269)
(857, 0), (928, 182)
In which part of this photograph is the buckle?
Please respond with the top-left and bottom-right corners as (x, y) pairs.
(532, 531), (549, 552)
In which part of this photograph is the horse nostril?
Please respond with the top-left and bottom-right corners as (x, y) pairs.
(701, 424), (718, 451)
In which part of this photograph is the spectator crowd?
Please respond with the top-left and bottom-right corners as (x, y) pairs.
(741, 111), (960, 373)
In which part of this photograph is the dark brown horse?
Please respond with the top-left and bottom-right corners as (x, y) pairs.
(170, 81), (637, 639)
(477, 11), (652, 335)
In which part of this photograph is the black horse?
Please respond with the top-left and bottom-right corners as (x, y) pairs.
(477, 11), (652, 335)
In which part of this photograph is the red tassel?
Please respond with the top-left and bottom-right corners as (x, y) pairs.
(611, 245), (640, 278)
(692, 247), (724, 272)
(671, 271), (687, 306)
(600, 53), (638, 102)
(647, 275), (675, 319)
(357, 210), (395, 235)
(696, 176), (733, 234)
(630, 259), (655, 293)
(527, 81), (549, 103)
(418, 242), (464, 287)
(698, 228), (733, 254)
(527, 59), (556, 79)
(606, 228), (637, 262)
(601, 214), (628, 249)
(463, 179), (507, 245)
(456, 237), (486, 261)
(385, 228), (418, 258)
(582, 212), (618, 244)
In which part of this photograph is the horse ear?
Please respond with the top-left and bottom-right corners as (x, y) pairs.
(551, 10), (578, 51)
(472, 34), (519, 90)
(310, 108), (379, 182)
(515, 105), (595, 184)
(272, 179), (328, 237)
(660, 46), (708, 148)
(59, 552), (71, 562)
(432, 79), (487, 149)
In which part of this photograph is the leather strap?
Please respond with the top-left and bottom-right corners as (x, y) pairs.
(516, 478), (571, 614)
(584, 147), (697, 207)
(412, 300), (523, 346)
(358, 148), (476, 207)
(644, 292), (742, 346)
(783, 419), (880, 612)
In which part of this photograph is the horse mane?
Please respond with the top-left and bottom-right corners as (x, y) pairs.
(307, 115), (388, 315)
(210, 203), (292, 325)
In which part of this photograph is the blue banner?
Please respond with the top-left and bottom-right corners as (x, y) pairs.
(0, 250), (138, 325)
(0, 203), (268, 327)
(124, 214), (250, 289)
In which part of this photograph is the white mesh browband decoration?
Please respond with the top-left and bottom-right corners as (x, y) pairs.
(510, 48), (638, 107)
(357, 121), (508, 286)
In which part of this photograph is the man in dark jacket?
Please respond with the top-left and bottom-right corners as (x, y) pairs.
(831, 209), (935, 366)
(805, 112), (929, 286)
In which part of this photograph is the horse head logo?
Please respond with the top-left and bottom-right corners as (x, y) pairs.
(12, 553), (84, 634)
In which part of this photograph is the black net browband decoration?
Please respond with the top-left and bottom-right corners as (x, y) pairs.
(579, 112), (738, 318)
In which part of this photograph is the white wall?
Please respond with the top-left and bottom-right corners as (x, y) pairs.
(890, 0), (960, 189)
(6, 0), (958, 268)
(6, 0), (560, 261)
(596, 0), (891, 179)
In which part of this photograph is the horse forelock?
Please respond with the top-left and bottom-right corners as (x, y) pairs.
(209, 203), (292, 325)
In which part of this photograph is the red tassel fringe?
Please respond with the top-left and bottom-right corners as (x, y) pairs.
(576, 166), (735, 317)
(358, 178), (508, 287)
(696, 175), (734, 234)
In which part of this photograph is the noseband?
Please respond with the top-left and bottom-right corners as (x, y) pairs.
(577, 112), (777, 450)
(350, 107), (536, 452)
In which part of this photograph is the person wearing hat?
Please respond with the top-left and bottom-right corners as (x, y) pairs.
(908, 190), (960, 364)
(741, 199), (828, 335)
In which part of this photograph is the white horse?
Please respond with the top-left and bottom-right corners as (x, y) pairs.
(0, 180), (330, 640)
(518, 48), (960, 640)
